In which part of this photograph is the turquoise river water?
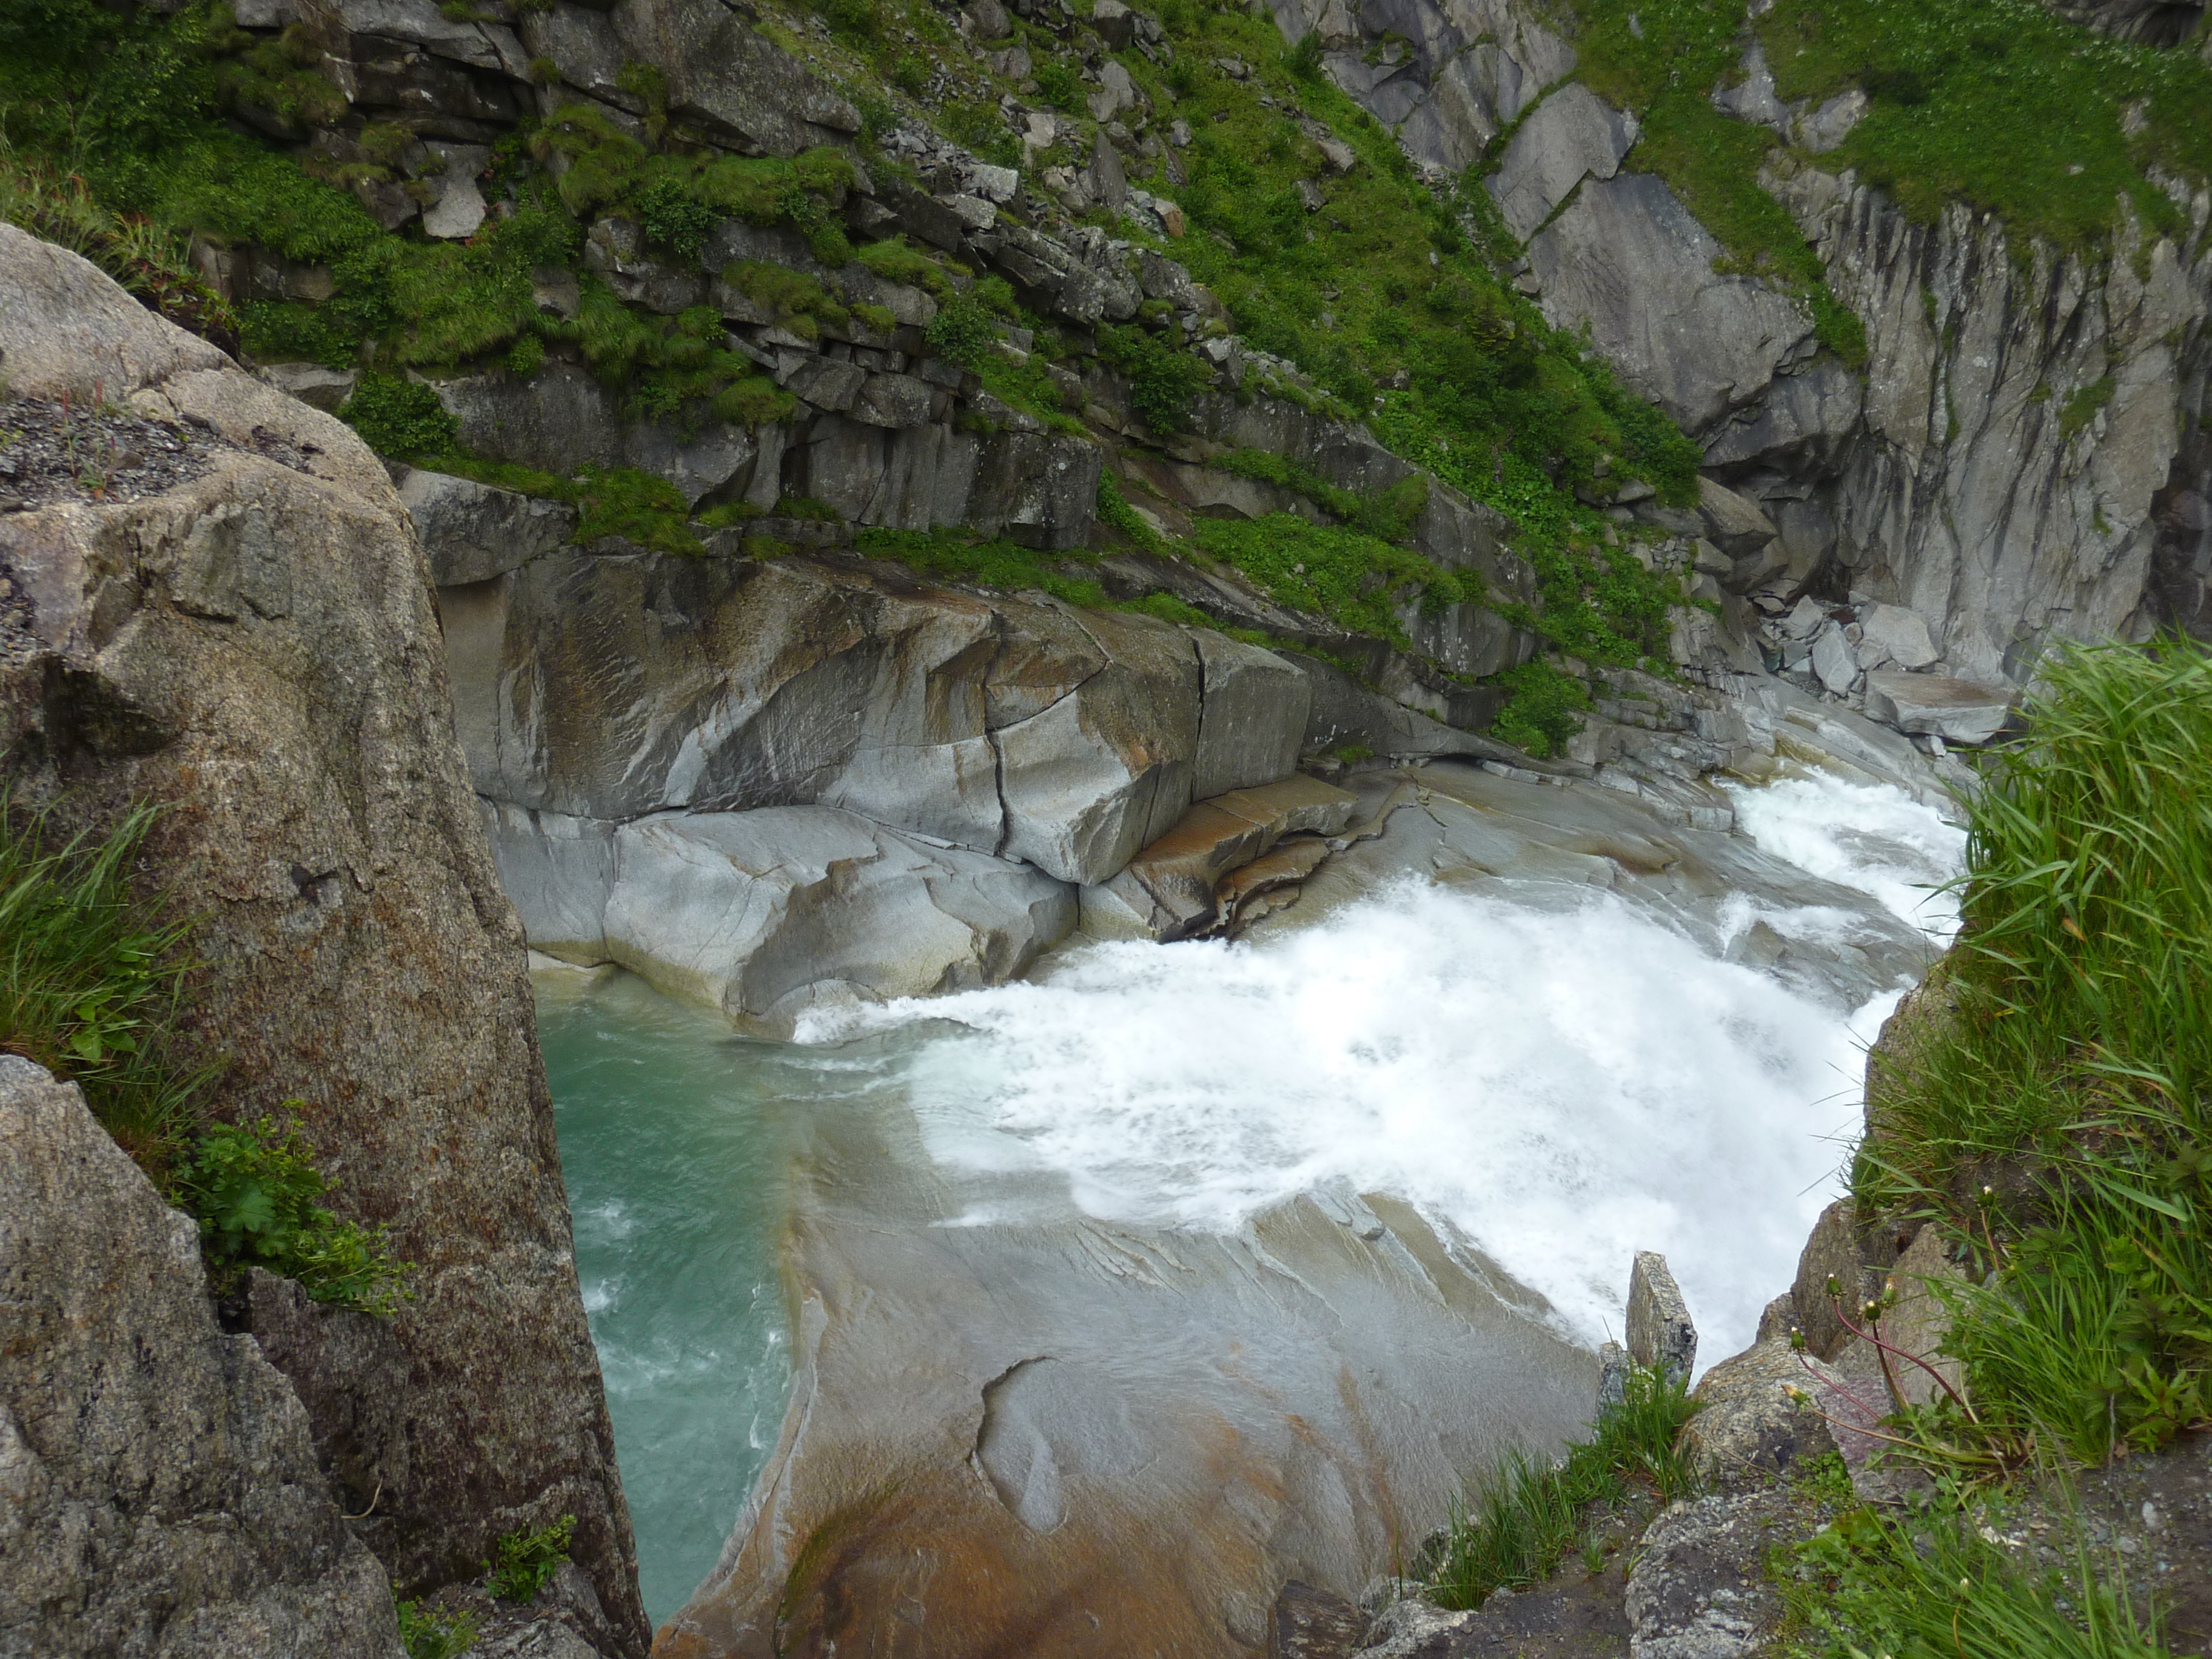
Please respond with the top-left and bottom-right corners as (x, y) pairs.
(540, 771), (1966, 1627)
(537, 973), (797, 1626)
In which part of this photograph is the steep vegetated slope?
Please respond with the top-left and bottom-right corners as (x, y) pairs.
(1273, 0), (2212, 682)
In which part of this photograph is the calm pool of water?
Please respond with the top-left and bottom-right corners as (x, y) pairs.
(537, 968), (796, 1627)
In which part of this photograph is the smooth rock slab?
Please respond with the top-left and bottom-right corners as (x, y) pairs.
(489, 803), (1076, 1033)
(1486, 82), (1637, 241)
(1862, 669), (2013, 745)
(658, 1124), (1596, 1658)
(1529, 172), (1815, 437)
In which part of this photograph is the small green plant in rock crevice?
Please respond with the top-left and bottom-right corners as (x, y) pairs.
(395, 1595), (481, 1659)
(1781, 1500), (2166, 1658)
(1427, 1363), (1700, 1610)
(0, 792), (201, 1185)
(486, 1513), (577, 1603)
(179, 1113), (414, 1315)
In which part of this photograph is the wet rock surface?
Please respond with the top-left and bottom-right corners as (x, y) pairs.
(655, 1092), (1599, 1659)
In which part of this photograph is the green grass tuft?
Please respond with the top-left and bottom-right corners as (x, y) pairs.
(0, 793), (202, 1186)
(1428, 1364), (1700, 1610)
(1785, 1501), (2166, 1658)
(1856, 638), (2212, 1466)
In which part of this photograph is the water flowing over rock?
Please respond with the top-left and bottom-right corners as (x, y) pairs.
(0, 1058), (403, 1659)
(0, 227), (646, 1652)
(654, 1093), (1598, 1659)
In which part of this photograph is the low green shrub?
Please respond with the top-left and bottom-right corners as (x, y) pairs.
(338, 375), (459, 461)
(1034, 59), (1085, 113)
(571, 464), (702, 555)
(395, 1598), (480, 1659)
(1212, 449), (1430, 543)
(179, 1114), (412, 1315)
(1188, 513), (1478, 646)
(637, 175), (720, 260)
(1096, 472), (1167, 553)
(1428, 1365), (1699, 1610)
(1489, 658), (1592, 759)
(1098, 323), (1213, 435)
(486, 1515), (577, 1602)
(854, 526), (1105, 606)
(925, 294), (997, 370)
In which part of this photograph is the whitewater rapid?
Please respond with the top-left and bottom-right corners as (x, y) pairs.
(804, 772), (1966, 1366)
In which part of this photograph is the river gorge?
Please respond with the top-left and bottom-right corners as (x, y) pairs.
(546, 762), (1964, 1631)
(4, 0), (2209, 1648)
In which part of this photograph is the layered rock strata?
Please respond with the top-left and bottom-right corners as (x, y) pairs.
(0, 229), (646, 1653)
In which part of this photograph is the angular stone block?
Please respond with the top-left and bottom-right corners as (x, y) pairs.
(1191, 629), (1309, 799)
(1627, 1249), (1697, 1383)
(402, 466), (577, 585)
(1863, 670), (2013, 745)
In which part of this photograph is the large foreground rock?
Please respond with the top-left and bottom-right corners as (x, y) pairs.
(0, 1059), (402, 1658)
(0, 227), (646, 1652)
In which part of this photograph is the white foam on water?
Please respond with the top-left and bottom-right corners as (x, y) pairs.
(1723, 775), (1968, 939)
(805, 773), (1965, 1366)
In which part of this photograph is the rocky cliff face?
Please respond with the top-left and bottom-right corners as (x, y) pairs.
(0, 229), (647, 1654)
(0, 1057), (403, 1658)
(1269, 0), (2212, 694)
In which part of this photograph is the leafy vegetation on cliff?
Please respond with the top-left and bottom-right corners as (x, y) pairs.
(0, 794), (412, 1312)
(0, 0), (1694, 689)
(1569, 0), (2212, 260)
(1855, 638), (2212, 1469)
(183, 1114), (414, 1313)
(1755, 0), (2212, 248)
